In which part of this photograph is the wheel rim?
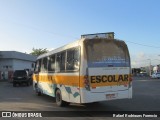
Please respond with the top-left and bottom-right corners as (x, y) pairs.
(57, 93), (60, 102)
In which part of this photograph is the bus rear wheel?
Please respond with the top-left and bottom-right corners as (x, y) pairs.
(56, 89), (69, 107)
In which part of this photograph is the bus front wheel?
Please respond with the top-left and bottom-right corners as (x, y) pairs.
(55, 89), (69, 107)
(35, 84), (42, 96)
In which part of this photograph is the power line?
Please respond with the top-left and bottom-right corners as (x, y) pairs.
(133, 59), (160, 63)
(1, 19), (160, 48)
(125, 40), (160, 49)
(0, 19), (79, 40)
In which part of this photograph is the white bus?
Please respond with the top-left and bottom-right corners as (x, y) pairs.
(33, 32), (132, 106)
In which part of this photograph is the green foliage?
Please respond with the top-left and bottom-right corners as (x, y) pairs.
(30, 48), (48, 56)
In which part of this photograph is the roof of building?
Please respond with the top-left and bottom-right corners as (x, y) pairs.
(0, 51), (37, 62)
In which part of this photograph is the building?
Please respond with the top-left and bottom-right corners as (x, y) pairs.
(0, 51), (37, 81)
(153, 65), (160, 73)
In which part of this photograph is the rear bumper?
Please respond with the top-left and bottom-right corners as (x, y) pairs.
(13, 80), (29, 83)
(80, 88), (132, 103)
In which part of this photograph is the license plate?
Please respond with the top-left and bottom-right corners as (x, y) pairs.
(106, 93), (117, 99)
(18, 77), (22, 79)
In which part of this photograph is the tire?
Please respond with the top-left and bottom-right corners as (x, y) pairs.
(56, 89), (69, 107)
(35, 84), (42, 96)
(26, 82), (30, 86)
(13, 82), (16, 87)
(30, 80), (33, 85)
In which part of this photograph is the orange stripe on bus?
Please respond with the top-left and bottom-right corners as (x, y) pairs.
(33, 74), (130, 88)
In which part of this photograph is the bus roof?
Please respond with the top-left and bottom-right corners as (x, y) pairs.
(37, 38), (83, 59)
(37, 38), (126, 60)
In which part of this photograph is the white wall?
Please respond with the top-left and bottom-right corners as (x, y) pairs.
(0, 59), (13, 80)
(0, 58), (34, 72)
(0, 59), (13, 71)
(0, 59), (35, 80)
(12, 59), (34, 71)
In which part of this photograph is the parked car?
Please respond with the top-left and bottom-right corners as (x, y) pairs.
(151, 72), (160, 79)
(12, 70), (32, 87)
(139, 72), (147, 77)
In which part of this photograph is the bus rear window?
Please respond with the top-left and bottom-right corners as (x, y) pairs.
(84, 39), (130, 67)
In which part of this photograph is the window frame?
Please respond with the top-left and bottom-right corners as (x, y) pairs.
(34, 59), (42, 73)
(41, 57), (48, 72)
(35, 46), (80, 73)
(66, 46), (80, 72)
(55, 51), (66, 73)
(48, 54), (56, 73)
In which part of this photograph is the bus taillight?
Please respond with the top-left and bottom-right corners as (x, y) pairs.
(84, 75), (90, 91)
(129, 77), (132, 82)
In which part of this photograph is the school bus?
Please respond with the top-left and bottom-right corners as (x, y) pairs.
(33, 32), (132, 106)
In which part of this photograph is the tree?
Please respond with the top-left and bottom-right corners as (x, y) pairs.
(30, 48), (48, 56)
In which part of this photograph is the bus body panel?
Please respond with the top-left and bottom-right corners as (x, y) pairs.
(79, 38), (132, 103)
(88, 67), (130, 92)
(33, 72), (81, 103)
(80, 87), (132, 103)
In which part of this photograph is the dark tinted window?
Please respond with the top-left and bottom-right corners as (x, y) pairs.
(48, 55), (55, 72)
(66, 47), (79, 71)
(14, 70), (27, 76)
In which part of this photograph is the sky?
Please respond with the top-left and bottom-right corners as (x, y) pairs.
(0, 0), (160, 68)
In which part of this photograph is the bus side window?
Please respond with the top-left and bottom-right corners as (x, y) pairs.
(34, 61), (38, 73)
(66, 47), (79, 71)
(61, 51), (66, 71)
(48, 55), (55, 72)
(56, 53), (60, 72)
(35, 59), (41, 73)
(41, 57), (48, 72)
(55, 51), (66, 72)
(74, 48), (80, 70)
(67, 49), (74, 70)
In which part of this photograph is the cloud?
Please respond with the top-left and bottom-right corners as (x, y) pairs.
(131, 52), (160, 68)
(137, 52), (145, 59)
(47, 48), (55, 51)
(131, 52), (148, 68)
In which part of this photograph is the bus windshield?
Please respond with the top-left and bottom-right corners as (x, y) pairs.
(84, 39), (130, 67)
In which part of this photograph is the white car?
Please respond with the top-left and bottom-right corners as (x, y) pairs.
(151, 72), (160, 79)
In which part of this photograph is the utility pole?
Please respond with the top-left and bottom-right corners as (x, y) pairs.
(147, 59), (151, 76)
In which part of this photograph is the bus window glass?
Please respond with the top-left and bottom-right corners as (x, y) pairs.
(41, 57), (48, 72)
(35, 61), (38, 72)
(35, 59), (42, 72)
(74, 48), (80, 70)
(56, 51), (66, 72)
(61, 52), (66, 71)
(66, 47), (79, 71)
(48, 55), (55, 72)
(84, 39), (130, 67)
